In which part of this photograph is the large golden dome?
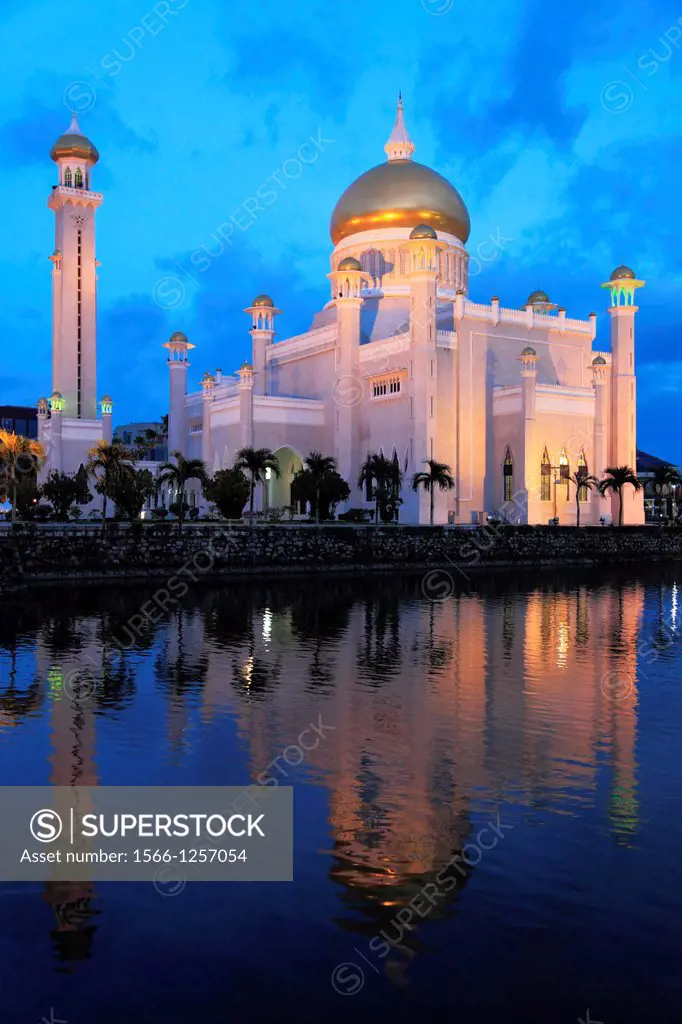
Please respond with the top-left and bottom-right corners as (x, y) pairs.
(330, 160), (470, 246)
(329, 98), (470, 246)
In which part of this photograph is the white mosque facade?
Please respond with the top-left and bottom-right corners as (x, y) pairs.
(38, 102), (645, 525)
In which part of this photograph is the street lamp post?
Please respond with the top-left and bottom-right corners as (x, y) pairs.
(553, 471), (561, 523)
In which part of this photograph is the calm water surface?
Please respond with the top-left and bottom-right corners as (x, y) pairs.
(1, 569), (681, 1023)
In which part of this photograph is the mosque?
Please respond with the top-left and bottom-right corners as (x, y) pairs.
(38, 100), (645, 524)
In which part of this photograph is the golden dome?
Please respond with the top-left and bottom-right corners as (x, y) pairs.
(252, 294), (274, 307)
(50, 113), (99, 164)
(330, 160), (470, 245)
(409, 223), (437, 239)
(521, 346), (536, 356)
(527, 289), (550, 305)
(337, 256), (363, 271)
(592, 355), (607, 365)
(610, 264), (635, 281)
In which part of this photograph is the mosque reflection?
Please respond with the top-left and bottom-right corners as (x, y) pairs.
(0, 570), (663, 974)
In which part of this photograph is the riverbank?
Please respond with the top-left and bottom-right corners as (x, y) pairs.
(2, 521), (682, 592)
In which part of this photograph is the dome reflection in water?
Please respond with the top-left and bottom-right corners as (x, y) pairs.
(0, 568), (680, 1023)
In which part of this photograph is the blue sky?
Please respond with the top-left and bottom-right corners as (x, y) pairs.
(1, 0), (681, 458)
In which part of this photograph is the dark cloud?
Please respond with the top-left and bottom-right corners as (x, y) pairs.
(222, 21), (353, 108)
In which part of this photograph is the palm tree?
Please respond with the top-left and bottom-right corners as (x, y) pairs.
(599, 465), (643, 526)
(568, 471), (600, 528)
(0, 430), (46, 524)
(411, 459), (455, 525)
(234, 447), (280, 522)
(358, 452), (403, 524)
(156, 451), (207, 524)
(86, 441), (135, 523)
(304, 451), (336, 523)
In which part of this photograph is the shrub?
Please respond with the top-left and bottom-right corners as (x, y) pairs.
(338, 508), (373, 523)
(168, 501), (190, 518)
(203, 468), (249, 519)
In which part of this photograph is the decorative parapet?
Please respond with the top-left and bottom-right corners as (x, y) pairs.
(493, 382), (595, 417)
(265, 324), (337, 363)
(458, 297), (594, 335)
(253, 394), (325, 427)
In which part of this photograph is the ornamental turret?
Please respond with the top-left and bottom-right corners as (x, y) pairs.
(245, 294), (281, 395)
(164, 331), (194, 456)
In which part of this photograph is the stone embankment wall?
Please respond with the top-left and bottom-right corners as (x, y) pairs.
(2, 522), (682, 590)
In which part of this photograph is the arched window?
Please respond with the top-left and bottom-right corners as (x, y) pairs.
(74, 167), (83, 189)
(577, 449), (589, 503)
(559, 446), (570, 501)
(64, 167), (72, 187)
(503, 446), (513, 502)
(541, 447), (551, 501)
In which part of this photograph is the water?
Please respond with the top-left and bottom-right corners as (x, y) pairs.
(1, 568), (681, 1023)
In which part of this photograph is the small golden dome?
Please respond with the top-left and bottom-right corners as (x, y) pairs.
(101, 394), (113, 403)
(592, 355), (607, 365)
(50, 113), (99, 164)
(330, 160), (470, 245)
(409, 224), (437, 239)
(610, 264), (635, 281)
(170, 331), (188, 343)
(252, 294), (274, 307)
(521, 346), (536, 356)
(527, 289), (550, 305)
(240, 360), (253, 370)
(337, 256), (363, 271)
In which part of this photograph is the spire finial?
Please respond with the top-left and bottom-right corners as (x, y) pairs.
(384, 94), (415, 162)
(67, 110), (82, 136)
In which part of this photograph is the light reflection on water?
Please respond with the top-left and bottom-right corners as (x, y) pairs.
(0, 568), (681, 1023)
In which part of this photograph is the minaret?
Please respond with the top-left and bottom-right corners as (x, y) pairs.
(328, 258), (371, 505)
(100, 395), (113, 444)
(237, 361), (255, 451)
(245, 295), (280, 395)
(200, 372), (215, 467)
(37, 397), (49, 468)
(49, 391), (64, 472)
(601, 264), (645, 525)
(518, 346), (538, 522)
(590, 355), (610, 524)
(48, 113), (102, 421)
(164, 331), (194, 456)
(405, 224), (446, 523)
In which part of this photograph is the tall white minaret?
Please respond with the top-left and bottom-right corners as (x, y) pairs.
(601, 264), (645, 525)
(48, 113), (102, 421)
